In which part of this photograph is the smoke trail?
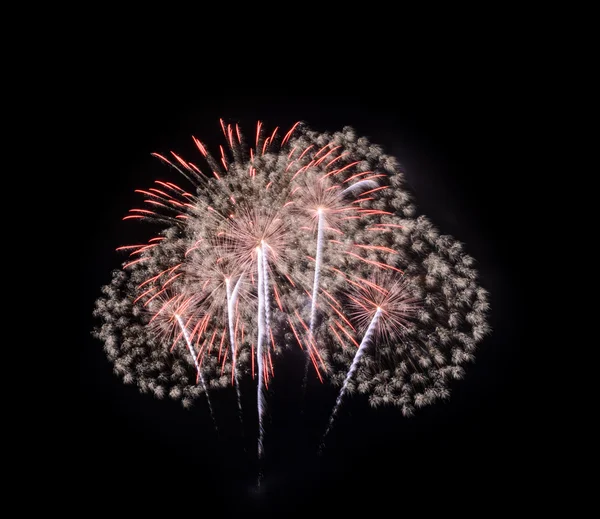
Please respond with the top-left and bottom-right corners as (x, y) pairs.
(226, 276), (244, 425)
(255, 245), (266, 482)
(303, 208), (326, 392)
(175, 314), (218, 432)
(319, 307), (383, 451)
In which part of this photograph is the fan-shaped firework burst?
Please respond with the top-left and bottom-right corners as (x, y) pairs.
(320, 273), (420, 449)
(93, 119), (491, 481)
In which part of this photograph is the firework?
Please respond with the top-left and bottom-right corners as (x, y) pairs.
(319, 274), (419, 450)
(93, 119), (491, 479)
(289, 169), (379, 391)
(183, 241), (246, 425)
(144, 289), (216, 415)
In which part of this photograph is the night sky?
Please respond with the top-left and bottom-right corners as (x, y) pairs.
(77, 87), (531, 514)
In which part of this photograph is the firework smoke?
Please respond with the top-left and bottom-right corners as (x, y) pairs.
(93, 119), (491, 479)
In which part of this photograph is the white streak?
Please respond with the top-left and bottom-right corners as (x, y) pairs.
(320, 308), (382, 448)
(256, 246), (266, 462)
(303, 209), (325, 391)
(175, 313), (218, 432)
(262, 243), (272, 340)
(226, 277), (244, 422)
(309, 210), (325, 337)
(231, 274), (244, 306)
(341, 179), (378, 196)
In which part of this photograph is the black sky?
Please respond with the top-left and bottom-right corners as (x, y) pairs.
(77, 84), (532, 514)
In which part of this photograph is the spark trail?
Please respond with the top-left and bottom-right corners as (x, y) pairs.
(226, 276), (244, 425)
(261, 243), (273, 357)
(255, 244), (267, 483)
(319, 307), (382, 452)
(303, 208), (326, 394)
(310, 209), (326, 337)
(175, 313), (218, 432)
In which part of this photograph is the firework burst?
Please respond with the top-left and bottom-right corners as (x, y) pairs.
(320, 273), (419, 450)
(182, 241), (248, 424)
(93, 119), (491, 482)
(289, 169), (378, 390)
(346, 273), (420, 344)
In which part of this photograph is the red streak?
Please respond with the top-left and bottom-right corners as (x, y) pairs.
(360, 186), (389, 196)
(298, 145), (314, 160)
(256, 121), (262, 147)
(133, 286), (157, 304)
(335, 320), (359, 347)
(192, 136), (207, 156)
(262, 137), (270, 155)
(281, 122), (300, 146)
(314, 145), (341, 166)
(123, 257), (149, 268)
(329, 324), (346, 349)
(273, 284), (283, 311)
(288, 319), (304, 351)
(322, 161), (360, 179)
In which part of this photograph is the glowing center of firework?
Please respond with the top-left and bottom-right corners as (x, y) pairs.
(317, 207), (323, 214)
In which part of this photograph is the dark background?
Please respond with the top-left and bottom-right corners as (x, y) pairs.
(77, 82), (532, 514)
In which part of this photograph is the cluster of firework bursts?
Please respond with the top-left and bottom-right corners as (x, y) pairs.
(93, 120), (490, 480)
